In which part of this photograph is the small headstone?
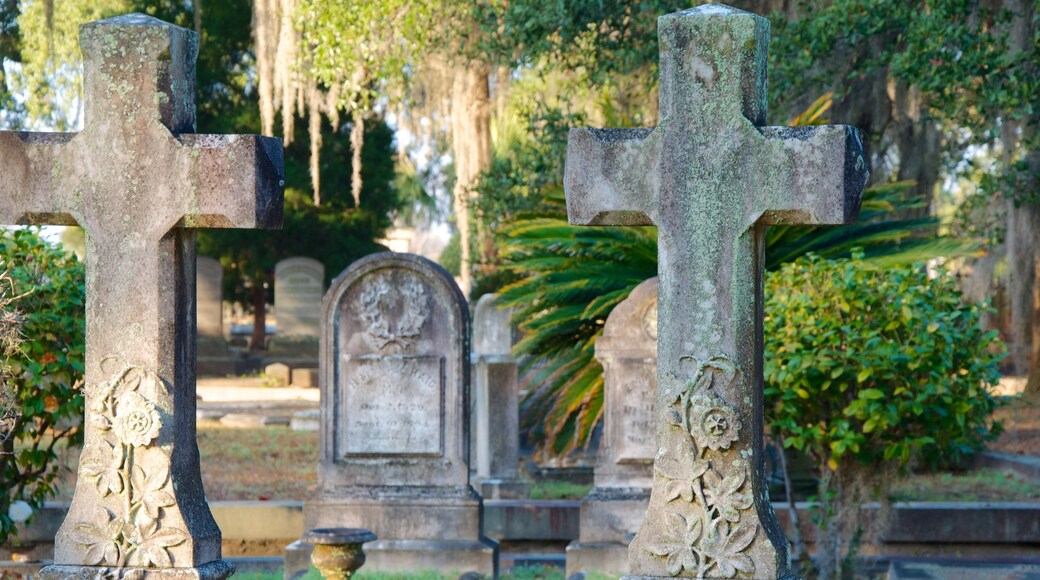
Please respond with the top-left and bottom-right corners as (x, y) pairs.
(197, 257), (235, 376)
(0, 13), (284, 578)
(567, 277), (657, 576)
(265, 362), (292, 387)
(197, 256), (224, 340)
(564, 4), (867, 576)
(291, 367), (318, 388)
(303, 253), (497, 574)
(275, 257), (325, 338)
(471, 294), (528, 499)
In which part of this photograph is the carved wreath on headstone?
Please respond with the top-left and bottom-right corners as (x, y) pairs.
(358, 272), (429, 351)
(648, 355), (757, 578)
(72, 357), (186, 568)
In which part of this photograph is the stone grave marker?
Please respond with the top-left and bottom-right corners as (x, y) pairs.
(564, 4), (867, 577)
(197, 256), (235, 376)
(265, 362), (291, 387)
(471, 293), (528, 499)
(197, 256), (224, 340)
(0, 13), (283, 578)
(567, 277), (658, 575)
(303, 252), (497, 574)
(274, 256), (325, 338)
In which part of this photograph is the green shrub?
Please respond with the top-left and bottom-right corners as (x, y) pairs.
(0, 228), (86, 545)
(764, 253), (1003, 577)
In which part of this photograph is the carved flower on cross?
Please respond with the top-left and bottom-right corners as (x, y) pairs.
(702, 466), (753, 523)
(656, 453), (709, 504)
(689, 394), (741, 451)
(131, 463), (176, 521)
(701, 519), (758, 579)
(646, 511), (702, 576)
(68, 507), (125, 566)
(112, 391), (161, 447)
(80, 440), (125, 497)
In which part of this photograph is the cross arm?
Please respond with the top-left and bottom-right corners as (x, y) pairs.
(565, 128), (661, 226)
(0, 132), (78, 225)
(752, 125), (868, 227)
(177, 134), (284, 230)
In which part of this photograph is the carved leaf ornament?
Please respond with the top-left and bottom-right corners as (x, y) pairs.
(359, 273), (429, 351)
(649, 355), (757, 578)
(73, 358), (188, 568)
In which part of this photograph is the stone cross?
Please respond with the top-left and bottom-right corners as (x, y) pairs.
(565, 5), (867, 578)
(0, 14), (283, 577)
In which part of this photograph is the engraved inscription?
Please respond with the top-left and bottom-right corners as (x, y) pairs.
(340, 356), (443, 457)
(617, 374), (657, 463)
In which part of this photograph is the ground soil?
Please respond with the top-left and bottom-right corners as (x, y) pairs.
(989, 396), (1040, 456)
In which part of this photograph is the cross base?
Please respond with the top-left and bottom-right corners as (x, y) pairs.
(38, 560), (235, 579)
(623, 574), (800, 580)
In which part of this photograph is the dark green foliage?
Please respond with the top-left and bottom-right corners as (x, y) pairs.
(0, 229), (86, 545)
(765, 253), (1004, 470)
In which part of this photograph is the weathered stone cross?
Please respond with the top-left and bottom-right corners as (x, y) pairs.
(566, 5), (867, 578)
(0, 15), (282, 577)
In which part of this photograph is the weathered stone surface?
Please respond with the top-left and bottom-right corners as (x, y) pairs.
(470, 294), (528, 499)
(0, 13), (283, 576)
(564, 5), (867, 578)
(275, 257), (325, 338)
(567, 278), (658, 576)
(197, 257), (224, 340)
(304, 252), (497, 574)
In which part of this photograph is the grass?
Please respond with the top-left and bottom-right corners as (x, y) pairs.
(198, 423), (318, 501)
(527, 480), (591, 500)
(889, 468), (1040, 502)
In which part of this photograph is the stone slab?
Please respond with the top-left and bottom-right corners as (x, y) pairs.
(290, 367), (318, 388)
(567, 542), (631, 577)
(290, 409), (320, 431)
(361, 539), (499, 575)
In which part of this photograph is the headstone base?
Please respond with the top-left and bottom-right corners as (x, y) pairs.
(566, 487), (649, 577)
(39, 560), (234, 579)
(566, 541), (630, 576)
(304, 488), (498, 575)
(477, 478), (531, 500)
(363, 539), (498, 575)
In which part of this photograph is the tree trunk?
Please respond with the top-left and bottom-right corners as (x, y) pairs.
(193, 0), (202, 37)
(250, 282), (267, 353)
(1003, 0), (1039, 390)
(450, 62), (492, 296)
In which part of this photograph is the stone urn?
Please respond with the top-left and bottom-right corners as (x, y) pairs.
(303, 527), (378, 580)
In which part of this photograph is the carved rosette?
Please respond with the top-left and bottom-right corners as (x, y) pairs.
(72, 359), (186, 567)
(358, 272), (428, 351)
(647, 355), (757, 578)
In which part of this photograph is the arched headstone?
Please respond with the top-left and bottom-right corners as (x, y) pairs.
(303, 252), (497, 574)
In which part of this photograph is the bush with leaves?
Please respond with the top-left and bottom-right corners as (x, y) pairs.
(764, 253), (1003, 578)
(0, 229), (86, 545)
